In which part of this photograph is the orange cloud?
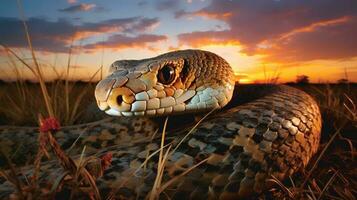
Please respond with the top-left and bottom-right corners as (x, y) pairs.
(256, 16), (357, 62)
(278, 16), (351, 41)
(83, 34), (168, 52)
(176, 9), (232, 20)
(177, 31), (239, 47)
(176, 0), (357, 63)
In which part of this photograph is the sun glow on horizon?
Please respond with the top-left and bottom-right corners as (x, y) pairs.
(2, 44), (356, 83)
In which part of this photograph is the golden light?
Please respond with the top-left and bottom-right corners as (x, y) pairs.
(237, 78), (253, 84)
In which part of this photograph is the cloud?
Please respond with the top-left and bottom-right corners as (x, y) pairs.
(59, 3), (96, 13)
(0, 16), (162, 53)
(83, 34), (167, 51)
(80, 17), (160, 34)
(178, 30), (238, 47)
(258, 16), (357, 62)
(176, 0), (357, 63)
(124, 18), (160, 33)
(155, 0), (180, 11)
(67, 0), (77, 4)
(175, 9), (231, 20)
(137, 1), (148, 6)
(0, 17), (76, 52)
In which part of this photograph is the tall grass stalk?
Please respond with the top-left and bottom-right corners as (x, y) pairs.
(16, 0), (54, 117)
(147, 111), (214, 199)
(149, 117), (170, 200)
(261, 64), (281, 84)
(65, 39), (73, 123)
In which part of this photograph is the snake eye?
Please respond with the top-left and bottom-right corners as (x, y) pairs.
(157, 64), (175, 85)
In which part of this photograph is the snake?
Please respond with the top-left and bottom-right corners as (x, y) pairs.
(0, 49), (322, 199)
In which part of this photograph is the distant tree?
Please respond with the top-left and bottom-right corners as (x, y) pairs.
(296, 75), (310, 84)
(337, 78), (349, 84)
(285, 81), (296, 85)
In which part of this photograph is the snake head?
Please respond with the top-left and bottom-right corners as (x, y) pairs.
(95, 49), (235, 117)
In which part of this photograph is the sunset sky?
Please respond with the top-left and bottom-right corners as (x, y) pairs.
(0, 0), (356, 83)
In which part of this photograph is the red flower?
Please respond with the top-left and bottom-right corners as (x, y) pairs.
(101, 152), (112, 170)
(39, 117), (61, 133)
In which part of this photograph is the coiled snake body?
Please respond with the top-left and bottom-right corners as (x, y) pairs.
(0, 50), (321, 199)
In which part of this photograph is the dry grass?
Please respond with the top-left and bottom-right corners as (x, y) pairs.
(0, 42), (103, 126)
(0, 34), (102, 126)
(0, 4), (105, 199)
(0, 80), (100, 126)
(148, 110), (215, 199)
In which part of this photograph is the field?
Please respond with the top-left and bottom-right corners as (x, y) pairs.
(0, 80), (102, 126)
(0, 79), (356, 199)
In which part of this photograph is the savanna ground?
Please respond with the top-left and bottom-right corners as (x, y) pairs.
(0, 75), (356, 199)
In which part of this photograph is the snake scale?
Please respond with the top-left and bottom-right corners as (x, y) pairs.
(0, 49), (322, 199)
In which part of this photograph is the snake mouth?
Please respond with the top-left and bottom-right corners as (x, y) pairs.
(96, 87), (136, 116)
(96, 100), (110, 111)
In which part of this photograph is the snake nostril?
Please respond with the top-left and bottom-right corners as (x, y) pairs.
(116, 95), (123, 106)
